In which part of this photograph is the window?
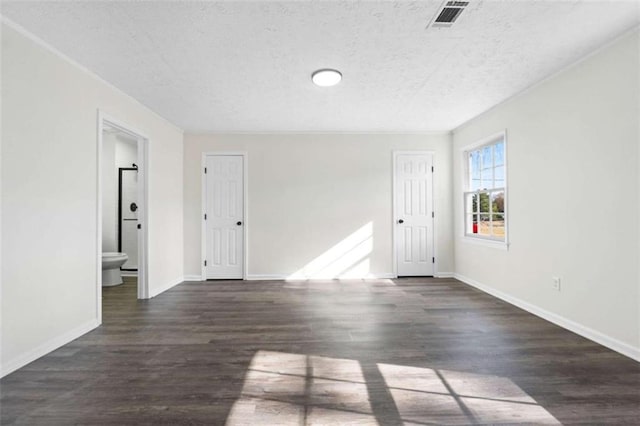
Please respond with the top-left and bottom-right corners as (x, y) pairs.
(464, 132), (506, 243)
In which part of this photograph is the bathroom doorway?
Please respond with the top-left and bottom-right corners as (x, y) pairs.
(97, 111), (149, 323)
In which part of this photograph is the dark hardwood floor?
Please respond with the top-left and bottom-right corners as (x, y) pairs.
(1, 277), (639, 425)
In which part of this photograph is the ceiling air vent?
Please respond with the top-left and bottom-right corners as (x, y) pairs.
(429, 1), (469, 28)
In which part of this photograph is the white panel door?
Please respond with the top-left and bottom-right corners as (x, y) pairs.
(205, 155), (244, 279)
(395, 153), (434, 276)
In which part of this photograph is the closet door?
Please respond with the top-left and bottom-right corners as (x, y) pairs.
(205, 155), (244, 279)
(395, 153), (434, 277)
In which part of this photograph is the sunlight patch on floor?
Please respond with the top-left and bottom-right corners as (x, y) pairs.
(226, 350), (561, 425)
(226, 350), (378, 425)
(378, 363), (560, 425)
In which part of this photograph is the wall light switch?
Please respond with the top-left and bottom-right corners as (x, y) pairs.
(552, 277), (561, 291)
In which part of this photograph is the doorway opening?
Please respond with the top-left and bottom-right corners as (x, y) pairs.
(97, 111), (149, 323)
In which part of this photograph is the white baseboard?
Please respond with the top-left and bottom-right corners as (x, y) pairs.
(435, 272), (454, 278)
(370, 273), (396, 279)
(1, 318), (100, 378)
(149, 276), (184, 298)
(183, 275), (204, 281)
(121, 271), (138, 277)
(246, 274), (287, 280)
(454, 273), (640, 362)
(246, 273), (397, 281)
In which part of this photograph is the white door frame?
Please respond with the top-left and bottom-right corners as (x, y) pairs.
(201, 152), (248, 280)
(392, 150), (437, 278)
(97, 110), (150, 324)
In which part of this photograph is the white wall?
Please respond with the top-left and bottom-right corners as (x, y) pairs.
(1, 22), (184, 377)
(184, 133), (453, 279)
(452, 30), (640, 359)
(114, 134), (137, 169)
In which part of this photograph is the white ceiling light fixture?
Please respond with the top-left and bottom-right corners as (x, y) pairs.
(312, 69), (342, 87)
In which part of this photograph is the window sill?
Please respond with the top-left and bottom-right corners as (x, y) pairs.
(461, 235), (510, 250)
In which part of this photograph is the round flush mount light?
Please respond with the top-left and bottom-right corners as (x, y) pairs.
(311, 69), (342, 87)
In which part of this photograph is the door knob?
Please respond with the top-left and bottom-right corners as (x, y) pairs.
(237, 221), (242, 226)
(398, 219), (404, 224)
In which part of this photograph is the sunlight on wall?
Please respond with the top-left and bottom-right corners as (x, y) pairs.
(225, 350), (560, 425)
(287, 222), (374, 280)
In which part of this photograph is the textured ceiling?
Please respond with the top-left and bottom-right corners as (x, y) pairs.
(2, 1), (639, 132)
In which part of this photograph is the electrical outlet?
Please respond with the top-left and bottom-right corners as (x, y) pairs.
(552, 277), (561, 292)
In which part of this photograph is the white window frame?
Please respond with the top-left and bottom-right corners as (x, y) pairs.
(462, 130), (509, 249)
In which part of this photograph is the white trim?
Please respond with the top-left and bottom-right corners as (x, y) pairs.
(97, 111), (150, 328)
(201, 152), (249, 280)
(246, 274), (288, 281)
(183, 275), (204, 282)
(434, 272), (455, 278)
(138, 137), (150, 299)
(454, 273), (640, 362)
(392, 151), (436, 278)
(0, 16), (182, 135)
(120, 271), (138, 277)
(187, 131), (453, 136)
(432, 156), (441, 277)
(149, 276), (184, 298)
(96, 113), (103, 325)
(368, 273), (396, 279)
(461, 130), (506, 152)
(200, 154), (207, 281)
(460, 236), (510, 250)
(0, 319), (99, 378)
(246, 273), (397, 281)
(0, 39), (3, 378)
(453, 26), (640, 134)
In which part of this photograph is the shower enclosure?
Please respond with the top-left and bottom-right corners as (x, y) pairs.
(118, 166), (138, 272)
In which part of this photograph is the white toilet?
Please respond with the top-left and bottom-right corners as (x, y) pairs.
(102, 252), (129, 287)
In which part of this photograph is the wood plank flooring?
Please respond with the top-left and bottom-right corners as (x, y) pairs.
(1, 277), (639, 425)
